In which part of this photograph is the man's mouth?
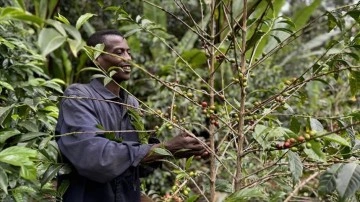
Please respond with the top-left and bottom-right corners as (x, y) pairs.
(121, 65), (131, 73)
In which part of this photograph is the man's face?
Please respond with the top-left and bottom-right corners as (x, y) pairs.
(96, 34), (132, 82)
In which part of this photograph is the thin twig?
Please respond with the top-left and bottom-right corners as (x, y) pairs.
(284, 172), (319, 202)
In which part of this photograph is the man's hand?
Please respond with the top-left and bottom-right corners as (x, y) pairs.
(164, 132), (209, 159)
(141, 133), (209, 164)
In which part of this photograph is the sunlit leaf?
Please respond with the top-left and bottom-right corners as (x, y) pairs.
(76, 13), (96, 30)
(79, 67), (103, 74)
(287, 151), (303, 184)
(46, 19), (67, 36)
(20, 165), (37, 180)
(55, 13), (70, 25)
(310, 118), (324, 132)
(152, 147), (172, 156)
(322, 134), (350, 147)
(0, 129), (21, 143)
(0, 81), (14, 91)
(185, 156), (193, 171)
(38, 28), (66, 56)
(0, 146), (37, 167)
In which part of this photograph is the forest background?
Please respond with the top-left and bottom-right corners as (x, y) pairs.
(0, 0), (360, 201)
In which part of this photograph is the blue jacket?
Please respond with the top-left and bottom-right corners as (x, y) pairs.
(56, 79), (153, 202)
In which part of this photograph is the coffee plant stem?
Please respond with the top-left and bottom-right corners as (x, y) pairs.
(235, 0), (248, 191)
(209, 1), (217, 201)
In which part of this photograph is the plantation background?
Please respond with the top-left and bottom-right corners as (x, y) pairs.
(0, 0), (359, 201)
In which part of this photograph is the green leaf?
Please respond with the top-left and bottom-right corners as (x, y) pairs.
(336, 163), (360, 200)
(225, 187), (267, 202)
(292, 0), (321, 29)
(318, 163), (343, 195)
(185, 156), (194, 171)
(94, 43), (105, 59)
(290, 117), (301, 134)
(215, 179), (232, 193)
(303, 141), (326, 162)
(152, 147), (172, 156)
(38, 28), (66, 56)
(0, 166), (8, 194)
(0, 146), (37, 167)
(279, 16), (296, 28)
(186, 195), (199, 202)
(19, 132), (48, 142)
(46, 19), (67, 36)
(326, 12), (340, 31)
(41, 164), (63, 187)
(245, 31), (265, 53)
(179, 49), (207, 68)
(287, 151), (303, 184)
(346, 10), (360, 23)
(271, 27), (293, 34)
(128, 108), (149, 144)
(57, 179), (69, 197)
(79, 67), (103, 74)
(0, 105), (14, 126)
(0, 129), (21, 143)
(76, 13), (96, 30)
(62, 24), (82, 42)
(322, 134), (350, 147)
(18, 120), (39, 132)
(349, 71), (360, 96)
(20, 165), (37, 180)
(54, 13), (70, 25)
(253, 124), (271, 149)
(14, 0), (25, 10)
(0, 81), (14, 91)
(38, 136), (53, 150)
(310, 118), (324, 132)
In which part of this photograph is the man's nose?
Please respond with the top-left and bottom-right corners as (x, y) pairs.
(123, 52), (131, 61)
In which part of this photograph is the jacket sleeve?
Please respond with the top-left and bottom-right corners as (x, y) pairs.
(56, 86), (152, 183)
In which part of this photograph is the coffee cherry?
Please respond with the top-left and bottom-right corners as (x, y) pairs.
(304, 133), (311, 140)
(284, 141), (291, 148)
(289, 138), (296, 143)
(310, 130), (317, 136)
(297, 136), (305, 142)
(290, 147), (298, 152)
(201, 101), (208, 108)
(306, 142), (312, 148)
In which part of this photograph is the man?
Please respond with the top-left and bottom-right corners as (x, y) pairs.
(55, 30), (208, 202)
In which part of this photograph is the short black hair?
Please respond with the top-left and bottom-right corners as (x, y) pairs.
(86, 29), (123, 47)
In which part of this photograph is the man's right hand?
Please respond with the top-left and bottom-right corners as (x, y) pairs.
(164, 132), (209, 159)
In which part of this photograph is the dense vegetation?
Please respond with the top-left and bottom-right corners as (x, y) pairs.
(0, 0), (359, 201)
